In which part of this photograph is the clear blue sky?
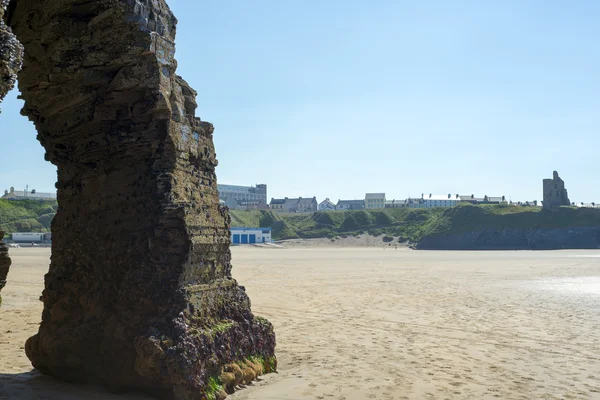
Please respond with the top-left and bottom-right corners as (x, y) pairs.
(1, 0), (599, 203)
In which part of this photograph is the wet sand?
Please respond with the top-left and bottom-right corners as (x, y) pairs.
(1, 247), (600, 399)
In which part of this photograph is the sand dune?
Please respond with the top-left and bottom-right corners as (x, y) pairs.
(1, 247), (600, 399)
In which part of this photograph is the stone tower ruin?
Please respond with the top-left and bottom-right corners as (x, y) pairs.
(0, 1), (275, 398)
(543, 171), (570, 210)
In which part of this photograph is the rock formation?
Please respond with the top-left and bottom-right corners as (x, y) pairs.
(0, 0), (22, 103)
(2, 1), (275, 398)
(0, 0), (19, 307)
(0, 231), (10, 306)
(543, 171), (570, 210)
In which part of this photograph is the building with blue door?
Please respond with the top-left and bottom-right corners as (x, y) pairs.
(231, 227), (272, 245)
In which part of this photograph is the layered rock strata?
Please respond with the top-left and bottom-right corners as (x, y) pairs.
(0, 0), (23, 102)
(0, 231), (10, 306)
(416, 226), (600, 250)
(7, 1), (275, 398)
(0, 0), (20, 306)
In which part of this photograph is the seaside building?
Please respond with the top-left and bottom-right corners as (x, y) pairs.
(460, 194), (507, 205)
(336, 199), (365, 211)
(230, 227), (272, 244)
(482, 196), (507, 204)
(217, 183), (267, 210)
(420, 194), (461, 208)
(269, 197), (318, 213)
(575, 202), (600, 208)
(385, 199), (407, 208)
(2, 187), (56, 201)
(365, 193), (386, 209)
(458, 194), (483, 204)
(318, 198), (336, 211)
(11, 232), (51, 243)
(407, 197), (425, 208)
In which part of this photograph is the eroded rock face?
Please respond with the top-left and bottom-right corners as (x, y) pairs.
(0, 0), (23, 103)
(0, 231), (10, 305)
(8, 1), (274, 398)
(0, 0), (19, 305)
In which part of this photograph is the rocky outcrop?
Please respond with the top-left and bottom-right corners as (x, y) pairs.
(7, 1), (274, 398)
(0, 0), (23, 103)
(416, 226), (600, 250)
(0, 231), (10, 306)
(0, 0), (18, 306)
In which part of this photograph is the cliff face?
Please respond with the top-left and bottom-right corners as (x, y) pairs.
(416, 226), (600, 250)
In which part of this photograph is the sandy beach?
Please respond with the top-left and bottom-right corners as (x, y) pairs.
(1, 247), (600, 400)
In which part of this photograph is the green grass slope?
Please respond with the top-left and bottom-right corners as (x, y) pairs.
(419, 203), (600, 239)
(230, 204), (600, 242)
(229, 208), (446, 241)
(5, 201), (596, 244)
(0, 199), (58, 236)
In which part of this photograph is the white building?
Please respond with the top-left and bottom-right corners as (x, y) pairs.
(3, 187), (56, 200)
(217, 184), (267, 210)
(385, 199), (406, 208)
(12, 232), (46, 243)
(336, 200), (365, 211)
(421, 194), (461, 208)
(575, 202), (600, 208)
(407, 198), (425, 208)
(365, 193), (386, 209)
(318, 198), (336, 211)
(231, 227), (272, 244)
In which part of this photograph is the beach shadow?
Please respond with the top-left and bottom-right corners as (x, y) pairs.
(0, 370), (153, 400)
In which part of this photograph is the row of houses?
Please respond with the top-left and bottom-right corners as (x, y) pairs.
(265, 193), (511, 213)
(573, 202), (600, 209)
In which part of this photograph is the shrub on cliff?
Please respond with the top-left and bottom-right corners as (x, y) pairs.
(371, 210), (395, 226)
(311, 211), (345, 227)
(340, 211), (374, 231)
(271, 220), (299, 240)
(258, 211), (280, 227)
(13, 218), (43, 232)
(37, 213), (55, 229)
(0, 199), (57, 233)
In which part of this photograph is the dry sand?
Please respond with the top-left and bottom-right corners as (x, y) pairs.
(273, 234), (406, 248)
(1, 247), (600, 400)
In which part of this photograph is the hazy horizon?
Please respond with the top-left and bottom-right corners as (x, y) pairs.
(1, 0), (599, 203)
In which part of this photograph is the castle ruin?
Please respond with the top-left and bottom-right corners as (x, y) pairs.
(543, 171), (570, 210)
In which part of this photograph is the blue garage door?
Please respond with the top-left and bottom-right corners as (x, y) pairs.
(232, 234), (240, 244)
(241, 234), (248, 244)
(249, 234), (256, 244)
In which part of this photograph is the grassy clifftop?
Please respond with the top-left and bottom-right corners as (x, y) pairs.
(229, 207), (446, 241)
(420, 203), (600, 237)
(0, 199), (57, 235)
(3, 200), (598, 243)
(230, 204), (600, 242)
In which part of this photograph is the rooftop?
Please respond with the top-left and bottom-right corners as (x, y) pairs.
(423, 194), (460, 201)
(3, 190), (56, 199)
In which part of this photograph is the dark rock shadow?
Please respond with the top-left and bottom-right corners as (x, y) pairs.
(0, 370), (153, 400)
